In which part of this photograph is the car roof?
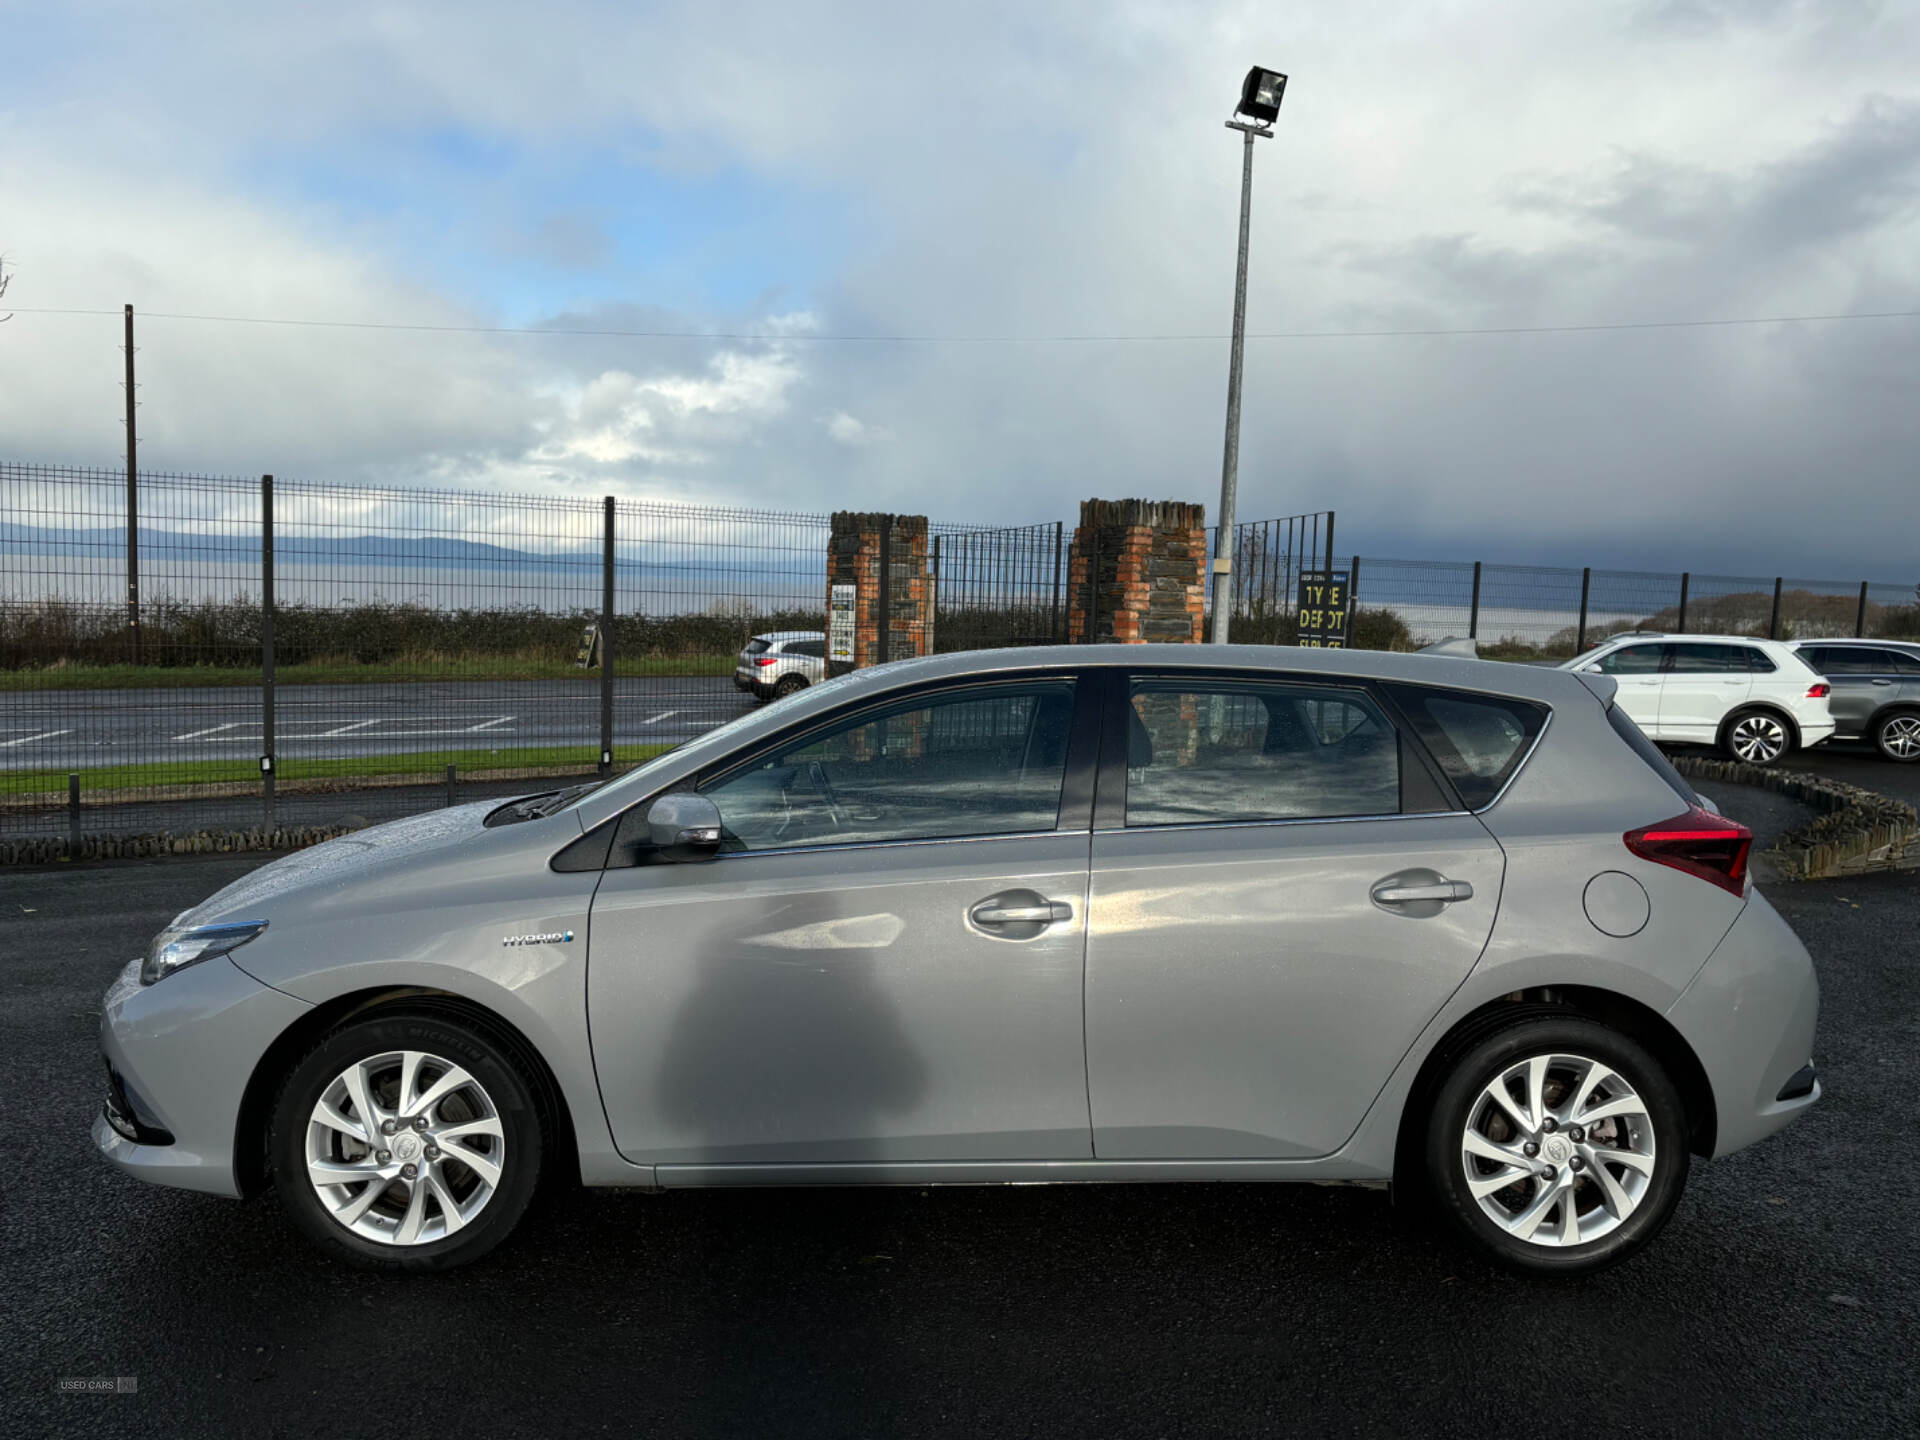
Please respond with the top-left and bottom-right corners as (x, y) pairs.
(1590, 633), (1789, 649)
(753, 631), (826, 643)
(1789, 637), (1919, 648)
(818, 642), (1593, 705)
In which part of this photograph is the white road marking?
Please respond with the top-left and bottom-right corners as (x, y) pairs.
(467, 716), (515, 732)
(640, 710), (680, 725)
(173, 722), (246, 741)
(0, 728), (72, 747)
(319, 719), (381, 737)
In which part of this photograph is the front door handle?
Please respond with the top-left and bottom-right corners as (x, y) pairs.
(1370, 879), (1473, 905)
(1872, 679), (1894, 687)
(970, 900), (1073, 926)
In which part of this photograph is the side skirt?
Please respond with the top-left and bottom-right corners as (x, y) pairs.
(645, 1158), (1391, 1189)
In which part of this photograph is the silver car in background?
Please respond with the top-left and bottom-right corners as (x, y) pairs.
(734, 630), (827, 701)
(1788, 638), (1920, 762)
(95, 645), (1819, 1275)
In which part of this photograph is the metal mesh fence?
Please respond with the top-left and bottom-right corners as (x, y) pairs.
(4, 458), (1917, 851)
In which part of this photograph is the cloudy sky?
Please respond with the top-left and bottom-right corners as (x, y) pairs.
(3, 0), (1917, 576)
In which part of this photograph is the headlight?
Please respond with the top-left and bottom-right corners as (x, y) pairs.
(141, 919), (269, 986)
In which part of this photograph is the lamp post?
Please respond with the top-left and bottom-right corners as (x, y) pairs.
(1210, 66), (1287, 644)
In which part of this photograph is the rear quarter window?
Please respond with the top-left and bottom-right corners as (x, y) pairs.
(1383, 684), (1549, 810)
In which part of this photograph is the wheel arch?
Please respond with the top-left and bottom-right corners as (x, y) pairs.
(1717, 701), (1800, 753)
(232, 987), (578, 1199)
(1391, 984), (1718, 1188)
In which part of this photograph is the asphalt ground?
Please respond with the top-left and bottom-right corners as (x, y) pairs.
(2, 840), (1916, 1437)
(0, 675), (752, 768)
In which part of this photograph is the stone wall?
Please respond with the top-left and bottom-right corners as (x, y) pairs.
(1066, 499), (1207, 645)
(827, 512), (932, 673)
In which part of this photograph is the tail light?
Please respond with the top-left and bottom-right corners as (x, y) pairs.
(753, 656), (779, 667)
(1806, 682), (1830, 698)
(1625, 805), (1751, 897)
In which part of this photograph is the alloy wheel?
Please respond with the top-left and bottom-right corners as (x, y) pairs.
(1459, 1052), (1657, 1248)
(304, 1050), (505, 1245)
(1880, 714), (1920, 761)
(1729, 713), (1788, 764)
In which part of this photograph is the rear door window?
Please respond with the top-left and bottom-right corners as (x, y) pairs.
(1668, 643), (1750, 673)
(1123, 680), (1401, 826)
(1383, 684), (1550, 810)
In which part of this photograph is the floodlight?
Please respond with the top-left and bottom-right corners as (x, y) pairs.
(1237, 67), (1287, 124)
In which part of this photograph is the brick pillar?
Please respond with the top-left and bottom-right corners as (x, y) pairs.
(1067, 499), (1207, 644)
(827, 512), (931, 673)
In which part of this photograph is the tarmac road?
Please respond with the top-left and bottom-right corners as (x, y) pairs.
(0, 675), (755, 769)
(2, 846), (1916, 1438)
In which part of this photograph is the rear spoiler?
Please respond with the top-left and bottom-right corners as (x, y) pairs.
(1573, 670), (1618, 708)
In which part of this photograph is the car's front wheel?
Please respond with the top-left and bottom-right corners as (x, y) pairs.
(269, 1005), (545, 1271)
(1874, 709), (1920, 763)
(1424, 1016), (1690, 1275)
(1722, 707), (1793, 766)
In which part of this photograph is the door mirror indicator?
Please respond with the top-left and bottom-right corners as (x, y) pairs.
(646, 794), (724, 861)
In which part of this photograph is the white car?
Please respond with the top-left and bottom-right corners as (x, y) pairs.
(1561, 634), (1834, 766)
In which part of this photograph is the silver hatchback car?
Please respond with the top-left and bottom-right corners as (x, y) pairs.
(95, 645), (1820, 1275)
(734, 630), (827, 702)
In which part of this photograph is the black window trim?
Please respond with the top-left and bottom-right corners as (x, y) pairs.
(1093, 665), (1474, 833)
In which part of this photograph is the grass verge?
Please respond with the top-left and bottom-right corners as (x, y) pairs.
(0, 655), (737, 690)
(3, 742), (677, 798)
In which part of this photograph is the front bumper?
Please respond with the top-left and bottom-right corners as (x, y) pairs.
(92, 954), (312, 1198)
(1666, 889), (1820, 1159)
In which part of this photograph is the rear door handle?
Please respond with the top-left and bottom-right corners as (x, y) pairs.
(970, 900), (1073, 926)
(1872, 679), (1894, 687)
(1370, 879), (1473, 905)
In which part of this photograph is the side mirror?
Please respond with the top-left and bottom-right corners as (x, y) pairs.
(1581, 663), (1603, 675)
(645, 793), (724, 862)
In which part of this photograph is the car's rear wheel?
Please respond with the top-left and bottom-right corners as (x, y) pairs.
(773, 673), (808, 698)
(1722, 707), (1792, 766)
(1874, 709), (1920, 763)
(269, 1007), (544, 1271)
(1424, 1016), (1689, 1275)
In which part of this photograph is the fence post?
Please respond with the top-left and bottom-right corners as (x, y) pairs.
(1857, 581), (1869, 638)
(1769, 577), (1783, 639)
(1050, 521), (1064, 643)
(446, 764), (457, 809)
(69, 774), (83, 857)
(1323, 511), (1335, 574)
(1677, 573), (1690, 634)
(600, 497), (615, 775)
(1468, 561), (1482, 640)
(124, 305), (141, 664)
(260, 474), (276, 832)
(1348, 556), (1361, 643)
(1576, 567), (1591, 653)
(876, 516), (893, 665)
(929, 535), (941, 655)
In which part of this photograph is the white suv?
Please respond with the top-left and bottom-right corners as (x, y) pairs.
(1562, 634), (1835, 766)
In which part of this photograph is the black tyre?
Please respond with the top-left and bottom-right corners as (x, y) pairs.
(1874, 709), (1920, 763)
(1721, 706), (1793, 767)
(772, 673), (808, 698)
(1424, 1016), (1690, 1276)
(269, 1005), (545, 1271)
